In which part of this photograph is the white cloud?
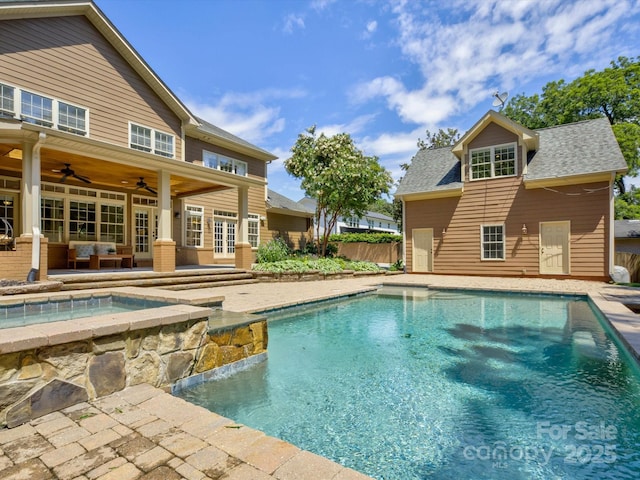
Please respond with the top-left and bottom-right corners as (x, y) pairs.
(283, 13), (305, 33)
(353, 0), (637, 126)
(185, 88), (307, 145)
(315, 114), (378, 138)
(310, 0), (337, 11)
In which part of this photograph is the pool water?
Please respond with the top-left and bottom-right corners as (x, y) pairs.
(177, 289), (640, 479)
(0, 295), (169, 328)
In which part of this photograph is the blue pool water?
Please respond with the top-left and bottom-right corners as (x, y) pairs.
(177, 288), (640, 479)
(0, 295), (169, 328)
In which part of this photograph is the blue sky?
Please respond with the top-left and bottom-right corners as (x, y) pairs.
(95, 0), (640, 202)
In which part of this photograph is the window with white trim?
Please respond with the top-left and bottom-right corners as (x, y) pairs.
(202, 150), (248, 176)
(0, 83), (15, 117)
(248, 213), (259, 248)
(129, 123), (175, 158)
(345, 216), (359, 228)
(481, 224), (505, 260)
(41, 197), (64, 243)
(69, 200), (97, 241)
(185, 205), (204, 247)
(21, 91), (53, 127)
(58, 102), (87, 135)
(100, 204), (125, 243)
(470, 143), (516, 180)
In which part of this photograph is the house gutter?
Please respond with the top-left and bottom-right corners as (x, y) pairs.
(27, 132), (46, 282)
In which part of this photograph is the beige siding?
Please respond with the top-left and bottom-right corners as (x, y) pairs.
(0, 16), (182, 157)
(267, 213), (312, 251)
(405, 179), (610, 279)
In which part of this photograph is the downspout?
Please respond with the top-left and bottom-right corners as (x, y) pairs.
(401, 198), (406, 273)
(609, 171), (616, 280)
(27, 132), (46, 282)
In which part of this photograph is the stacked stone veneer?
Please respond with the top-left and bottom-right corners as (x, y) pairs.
(0, 304), (268, 428)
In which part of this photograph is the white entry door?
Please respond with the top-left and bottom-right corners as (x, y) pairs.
(540, 221), (570, 275)
(214, 217), (237, 259)
(133, 207), (157, 261)
(412, 228), (433, 273)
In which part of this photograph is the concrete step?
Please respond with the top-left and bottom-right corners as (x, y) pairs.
(54, 269), (257, 291)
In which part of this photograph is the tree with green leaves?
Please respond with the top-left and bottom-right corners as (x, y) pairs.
(285, 126), (394, 256)
(417, 128), (461, 150)
(502, 56), (640, 211)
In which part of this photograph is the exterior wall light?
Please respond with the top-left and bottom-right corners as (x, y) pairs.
(522, 224), (528, 235)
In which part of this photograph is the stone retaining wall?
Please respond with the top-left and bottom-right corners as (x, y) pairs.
(0, 297), (268, 428)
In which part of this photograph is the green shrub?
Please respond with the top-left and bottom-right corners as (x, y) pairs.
(251, 257), (380, 274)
(328, 232), (402, 244)
(256, 237), (291, 263)
(389, 259), (404, 271)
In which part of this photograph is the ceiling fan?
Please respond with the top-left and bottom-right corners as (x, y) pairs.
(59, 163), (91, 184)
(135, 177), (157, 195)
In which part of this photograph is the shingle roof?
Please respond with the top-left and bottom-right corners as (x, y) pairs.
(195, 117), (276, 160)
(395, 146), (462, 196)
(615, 220), (640, 238)
(267, 190), (313, 215)
(396, 116), (627, 197)
(526, 117), (627, 181)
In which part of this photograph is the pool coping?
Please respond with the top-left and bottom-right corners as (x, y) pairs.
(0, 287), (223, 355)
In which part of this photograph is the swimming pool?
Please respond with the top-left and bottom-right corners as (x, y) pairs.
(177, 288), (640, 479)
(0, 294), (169, 328)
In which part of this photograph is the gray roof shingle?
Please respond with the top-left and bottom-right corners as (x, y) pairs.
(397, 116), (627, 197)
(267, 190), (313, 215)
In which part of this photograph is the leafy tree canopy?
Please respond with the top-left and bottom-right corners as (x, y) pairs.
(417, 128), (461, 150)
(285, 126), (394, 255)
(502, 56), (640, 210)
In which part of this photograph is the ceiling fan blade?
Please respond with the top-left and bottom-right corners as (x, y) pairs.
(60, 174), (69, 183)
(74, 174), (92, 184)
(145, 186), (157, 195)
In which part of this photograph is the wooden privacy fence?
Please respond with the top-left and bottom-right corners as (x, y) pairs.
(333, 241), (401, 265)
(615, 252), (640, 283)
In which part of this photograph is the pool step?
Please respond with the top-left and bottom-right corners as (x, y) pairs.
(50, 269), (259, 291)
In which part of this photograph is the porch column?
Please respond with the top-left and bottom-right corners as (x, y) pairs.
(20, 141), (34, 237)
(235, 186), (252, 270)
(153, 169), (175, 272)
(19, 132), (46, 280)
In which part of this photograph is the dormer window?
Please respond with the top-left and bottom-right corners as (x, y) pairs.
(470, 143), (516, 180)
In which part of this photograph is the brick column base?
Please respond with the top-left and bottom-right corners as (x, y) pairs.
(153, 240), (176, 272)
(234, 242), (253, 270)
(0, 236), (49, 281)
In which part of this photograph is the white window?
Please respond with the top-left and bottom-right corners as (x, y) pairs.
(130, 124), (152, 152)
(185, 205), (204, 247)
(58, 102), (87, 135)
(21, 90), (53, 127)
(41, 197), (65, 243)
(0, 82), (89, 135)
(345, 217), (359, 228)
(69, 200), (97, 241)
(130, 123), (175, 158)
(248, 213), (260, 248)
(0, 83), (15, 117)
(470, 143), (516, 180)
(100, 204), (125, 243)
(155, 131), (174, 158)
(202, 150), (248, 176)
(481, 224), (505, 260)
(367, 219), (375, 229)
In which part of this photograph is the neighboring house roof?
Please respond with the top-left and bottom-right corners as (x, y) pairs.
(615, 220), (640, 239)
(299, 197), (395, 222)
(396, 111), (627, 198)
(267, 190), (313, 217)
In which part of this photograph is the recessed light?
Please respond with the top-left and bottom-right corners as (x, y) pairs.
(121, 180), (129, 184)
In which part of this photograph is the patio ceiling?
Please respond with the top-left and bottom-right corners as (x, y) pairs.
(0, 143), (256, 198)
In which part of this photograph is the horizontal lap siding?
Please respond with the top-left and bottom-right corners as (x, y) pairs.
(405, 179), (610, 278)
(267, 213), (312, 250)
(0, 16), (182, 158)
